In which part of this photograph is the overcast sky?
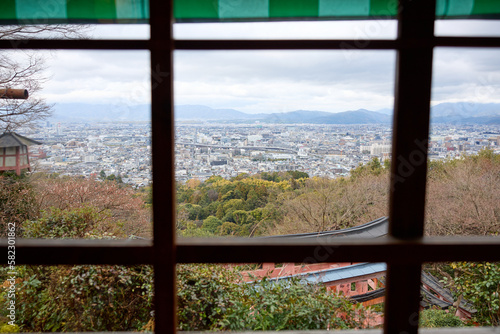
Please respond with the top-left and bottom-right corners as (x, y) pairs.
(37, 19), (500, 114)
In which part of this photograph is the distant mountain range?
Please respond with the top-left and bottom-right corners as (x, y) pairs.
(48, 102), (500, 125)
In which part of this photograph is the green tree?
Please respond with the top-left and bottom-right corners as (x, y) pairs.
(216, 203), (224, 220)
(286, 170), (309, 180)
(233, 210), (254, 226)
(350, 157), (385, 180)
(201, 216), (223, 234)
(105, 174), (123, 183)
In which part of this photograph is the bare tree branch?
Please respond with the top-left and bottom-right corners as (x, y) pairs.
(0, 25), (91, 131)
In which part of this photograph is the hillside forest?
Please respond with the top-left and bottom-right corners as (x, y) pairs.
(0, 149), (499, 331)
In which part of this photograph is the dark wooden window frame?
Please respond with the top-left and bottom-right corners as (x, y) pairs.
(1, 0), (500, 333)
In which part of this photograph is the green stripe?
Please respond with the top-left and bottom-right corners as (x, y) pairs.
(174, 0), (219, 19)
(16, 0), (67, 20)
(369, 0), (397, 17)
(0, 0), (16, 20)
(116, 0), (148, 19)
(219, 0), (268, 19)
(269, 0), (319, 17)
(447, 0), (474, 16)
(472, 0), (500, 16)
(319, 0), (370, 17)
(67, 0), (117, 20)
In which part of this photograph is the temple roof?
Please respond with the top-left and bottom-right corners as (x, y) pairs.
(262, 216), (388, 240)
(0, 132), (42, 148)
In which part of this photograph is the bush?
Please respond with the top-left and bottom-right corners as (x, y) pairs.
(1, 265), (153, 332)
(0, 175), (38, 237)
(177, 264), (367, 331)
(419, 307), (463, 328)
(22, 207), (111, 239)
(222, 276), (364, 331)
(0, 324), (19, 333)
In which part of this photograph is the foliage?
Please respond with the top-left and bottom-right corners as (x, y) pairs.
(1, 150), (498, 330)
(176, 173), (289, 236)
(0, 174), (154, 331)
(106, 174), (123, 183)
(272, 172), (388, 234)
(0, 175), (38, 237)
(177, 264), (366, 331)
(441, 262), (500, 326)
(350, 157), (388, 180)
(22, 207), (113, 239)
(222, 277), (366, 331)
(0, 265), (153, 332)
(201, 215), (223, 234)
(177, 264), (242, 330)
(419, 307), (463, 328)
(0, 324), (19, 333)
(259, 171), (309, 182)
(177, 169), (388, 236)
(32, 176), (151, 237)
(425, 148), (500, 236)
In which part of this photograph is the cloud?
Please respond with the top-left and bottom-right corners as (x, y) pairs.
(35, 21), (500, 113)
(432, 48), (500, 104)
(174, 50), (396, 112)
(42, 50), (151, 105)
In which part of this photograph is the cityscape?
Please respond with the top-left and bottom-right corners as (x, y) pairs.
(20, 120), (500, 186)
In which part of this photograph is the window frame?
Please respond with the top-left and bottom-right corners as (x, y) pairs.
(1, 0), (500, 333)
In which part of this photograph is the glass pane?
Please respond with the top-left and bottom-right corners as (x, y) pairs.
(0, 49), (152, 239)
(5, 147), (16, 155)
(5, 156), (16, 166)
(175, 49), (393, 238)
(0, 265), (153, 331)
(426, 47), (500, 237)
(0, 24), (149, 40)
(435, 20), (500, 37)
(177, 263), (386, 331)
(174, 20), (397, 40)
(0, 156), (3, 166)
(422, 262), (500, 328)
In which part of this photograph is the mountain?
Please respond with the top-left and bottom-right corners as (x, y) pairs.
(312, 109), (391, 124)
(430, 102), (500, 124)
(259, 109), (390, 124)
(346, 103), (500, 124)
(175, 105), (261, 120)
(48, 102), (500, 124)
(262, 110), (334, 123)
(50, 103), (150, 122)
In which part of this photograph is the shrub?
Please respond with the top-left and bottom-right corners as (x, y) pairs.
(177, 264), (366, 331)
(419, 307), (464, 328)
(1, 265), (153, 332)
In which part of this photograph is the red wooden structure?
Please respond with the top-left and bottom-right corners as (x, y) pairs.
(0, 132), (41, 175)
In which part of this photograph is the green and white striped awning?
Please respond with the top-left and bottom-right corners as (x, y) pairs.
(0, 0), (499, 24)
